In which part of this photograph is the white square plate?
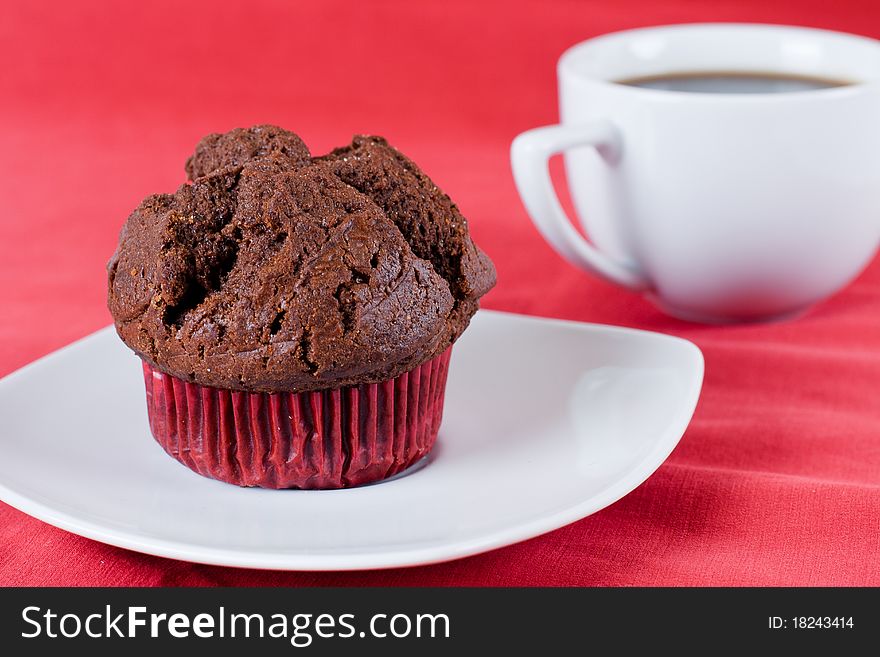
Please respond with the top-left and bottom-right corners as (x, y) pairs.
(0, 311), (703, 570)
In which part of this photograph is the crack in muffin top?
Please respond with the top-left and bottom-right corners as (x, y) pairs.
(107, 125), (496, 392)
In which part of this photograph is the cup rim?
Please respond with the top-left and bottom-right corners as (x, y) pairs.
(558, 23), (880, 101)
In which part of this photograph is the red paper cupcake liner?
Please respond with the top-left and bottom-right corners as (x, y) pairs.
(141, 348), (452, 489)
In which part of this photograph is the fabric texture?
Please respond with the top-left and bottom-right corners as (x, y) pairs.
(1, 0), (878, 586)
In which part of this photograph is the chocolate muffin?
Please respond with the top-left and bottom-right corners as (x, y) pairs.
(108, 125), (495, 489)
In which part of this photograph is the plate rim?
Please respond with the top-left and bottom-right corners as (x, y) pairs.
(0, 311), (704, 571)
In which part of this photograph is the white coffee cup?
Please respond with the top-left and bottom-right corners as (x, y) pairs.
(511, 24), (880, 323)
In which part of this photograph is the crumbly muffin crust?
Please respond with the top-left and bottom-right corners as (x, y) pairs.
(108, 126), (495, 392)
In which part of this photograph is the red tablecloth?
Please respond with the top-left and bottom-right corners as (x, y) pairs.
(2, 0), (879, 586)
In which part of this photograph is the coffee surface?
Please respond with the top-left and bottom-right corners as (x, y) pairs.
(617, 71), (852, 94)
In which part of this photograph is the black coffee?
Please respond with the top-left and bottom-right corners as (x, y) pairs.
(616, 71), (853, 94)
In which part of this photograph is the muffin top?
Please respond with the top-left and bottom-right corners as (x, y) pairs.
(107, 125), (496, 392)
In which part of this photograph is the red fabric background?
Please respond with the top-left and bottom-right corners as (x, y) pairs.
(1, 0), (879, 586)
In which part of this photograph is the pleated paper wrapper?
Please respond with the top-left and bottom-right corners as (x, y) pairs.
(141, 348), (452, 489)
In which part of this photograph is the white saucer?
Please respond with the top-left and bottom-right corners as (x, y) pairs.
(0, 311), (703, 570)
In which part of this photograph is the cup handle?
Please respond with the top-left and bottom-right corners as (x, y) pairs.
(511, 122), (650, 291)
